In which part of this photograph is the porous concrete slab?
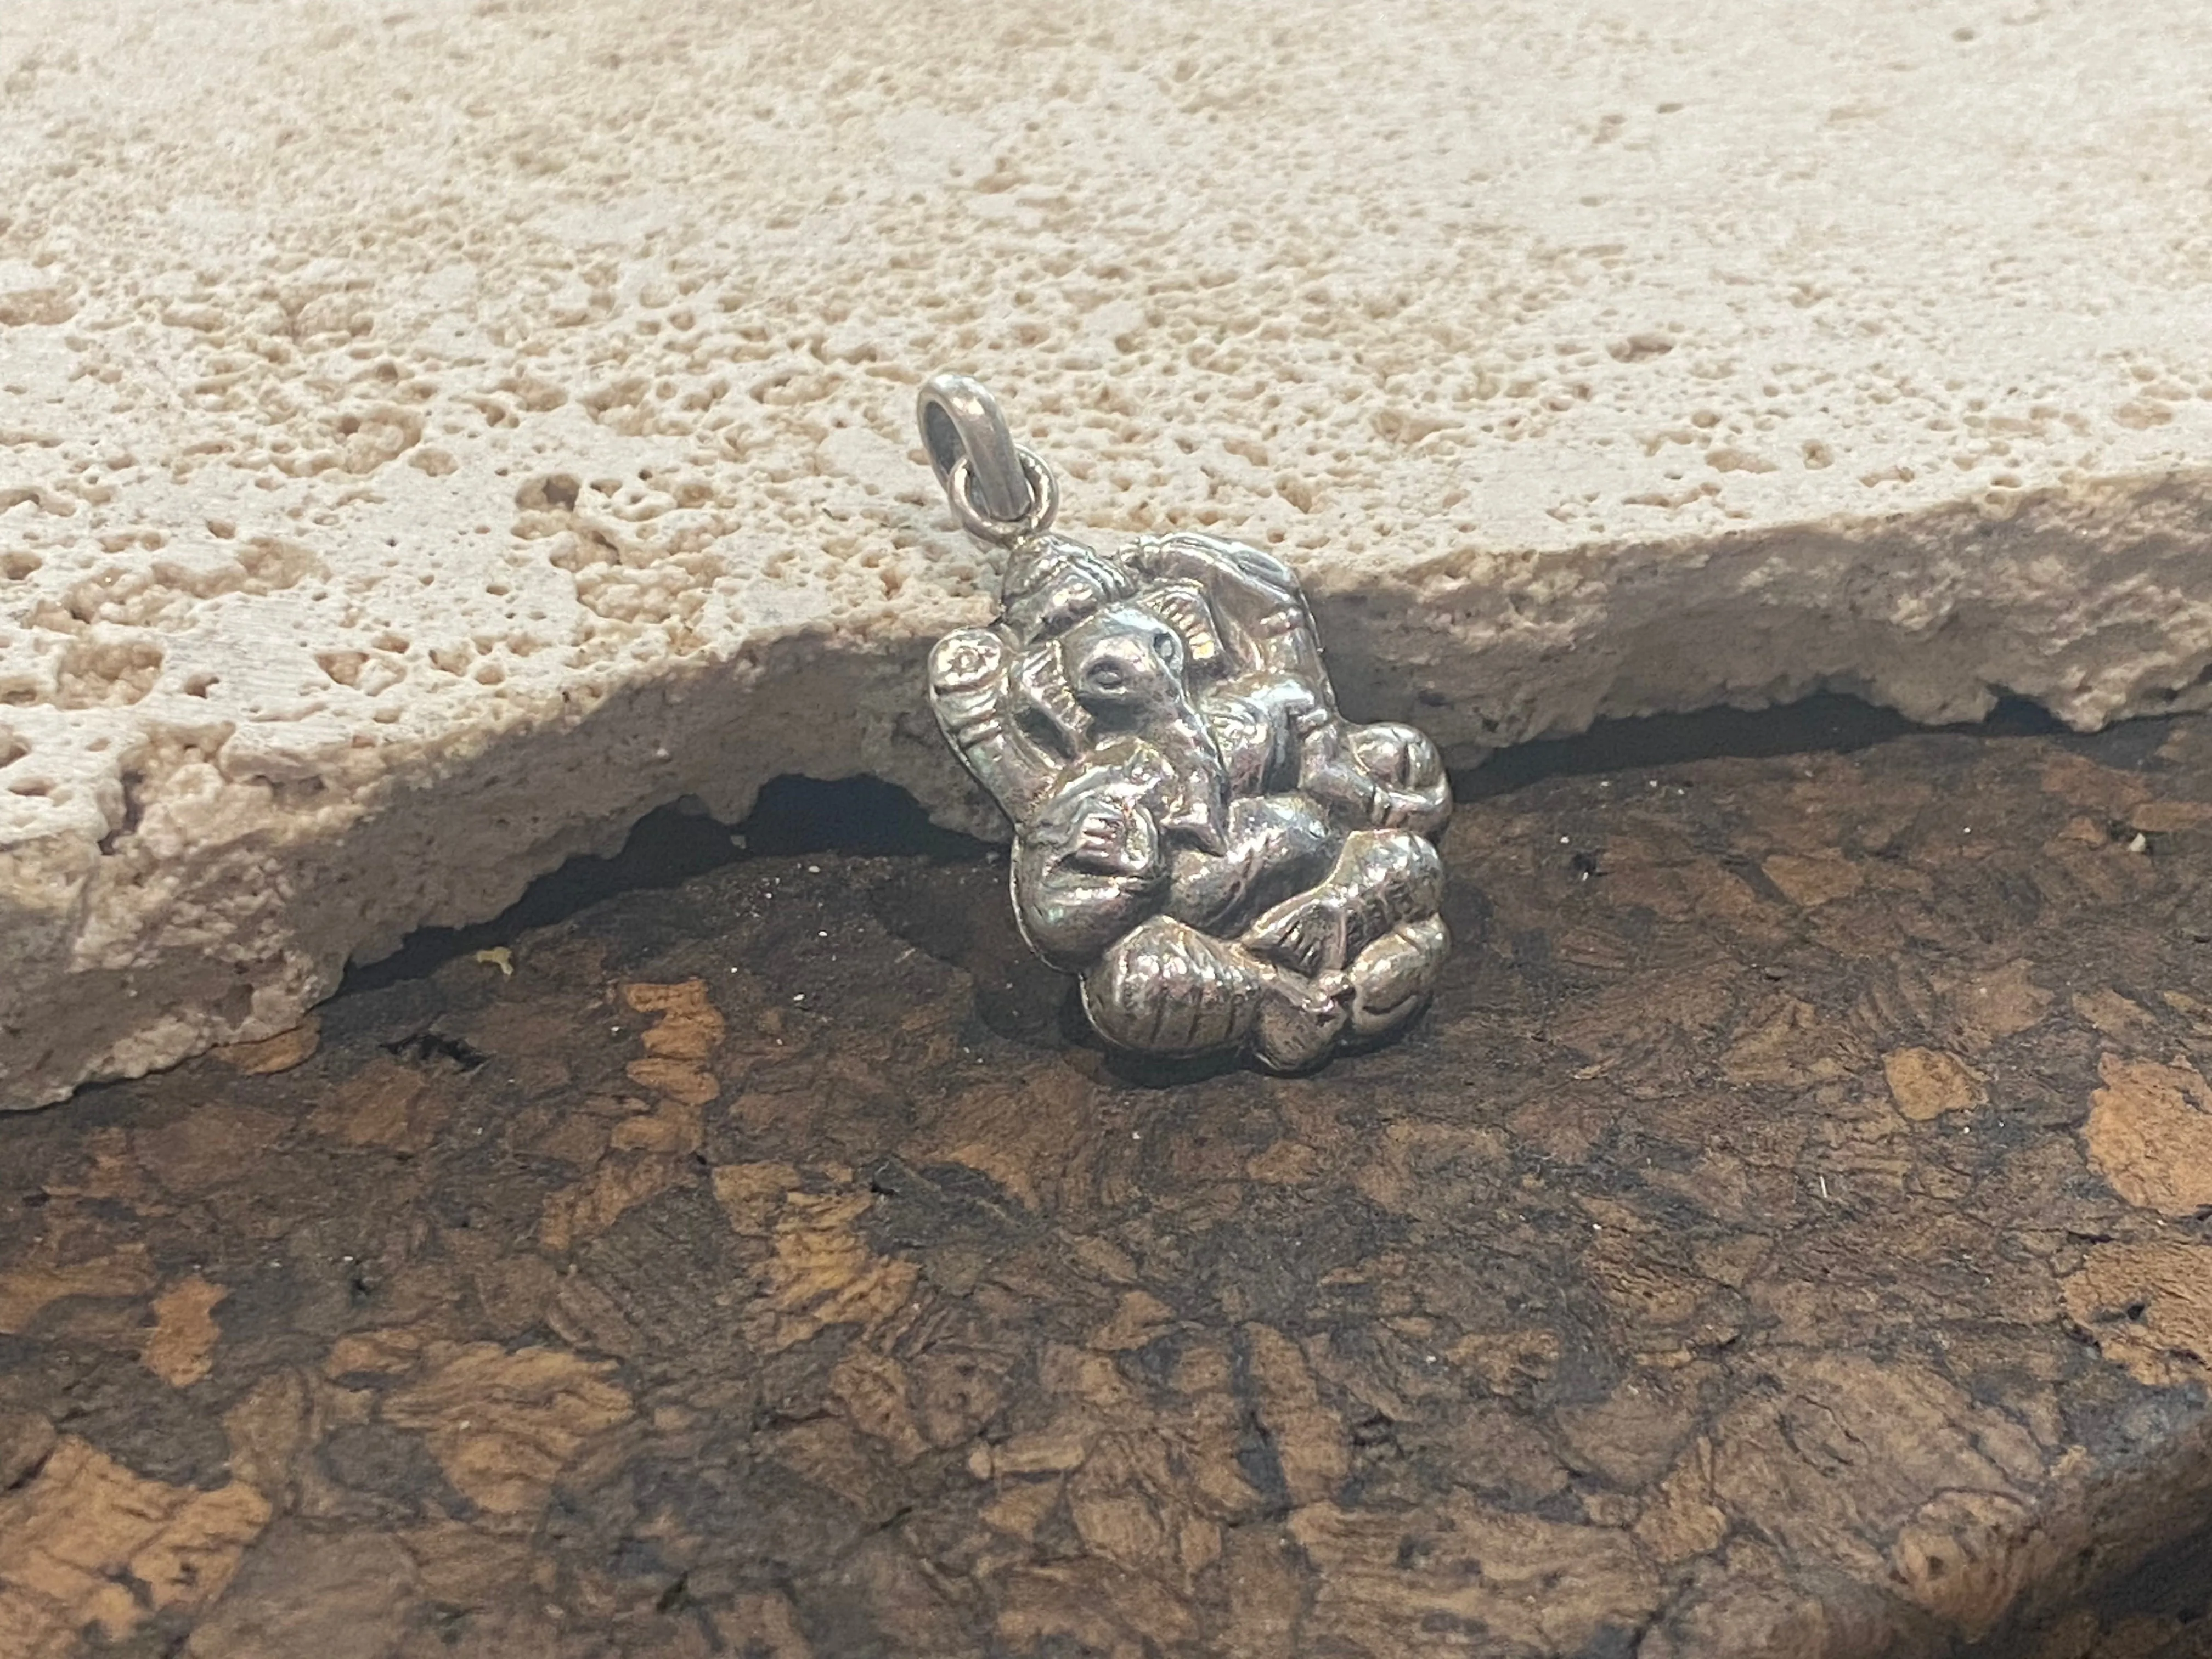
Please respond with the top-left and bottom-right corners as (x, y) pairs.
(3, 0), (2211, 1108)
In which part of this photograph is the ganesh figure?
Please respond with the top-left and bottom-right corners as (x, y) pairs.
(926, 523), (1453, 1071)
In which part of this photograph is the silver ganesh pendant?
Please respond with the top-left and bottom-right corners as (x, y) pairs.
(916, 374), (1453, 1071)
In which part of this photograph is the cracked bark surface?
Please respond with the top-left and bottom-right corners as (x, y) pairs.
(2, 710), (2210, 1657)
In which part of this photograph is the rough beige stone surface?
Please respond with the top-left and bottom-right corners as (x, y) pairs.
(3, 0), (2210, 1108)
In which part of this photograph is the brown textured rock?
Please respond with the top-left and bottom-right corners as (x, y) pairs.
(1883, 1046), (1985, 1121)
(380, 1345), (631, 1517)
(0, 1245), (156, 1338)
(1290, 1494), (1665, 1653)
(208, 1019), (321, 1077)
(304, 1056), (454, 1155)
(180, 1529), (418, 1659)
(0, 1438), (269, 1654)
(2084, 1056), (2212, 1216)
(0, 710), (2209, 1655)
(2062, 1242), (2212, 1390)
(139, 1276), (227, 1389)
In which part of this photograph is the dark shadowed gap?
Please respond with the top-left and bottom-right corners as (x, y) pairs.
(1451, 691), (2064, 799)
(337, 691), (2092, 994)
(1966, 1495), (2212, 1658)
(337, 777), (991, 996)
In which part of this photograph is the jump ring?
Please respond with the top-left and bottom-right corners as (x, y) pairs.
(951, 449), (1059, 545)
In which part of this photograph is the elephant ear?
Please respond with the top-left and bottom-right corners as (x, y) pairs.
(1139, 580), (1225, 672)
(1126, 531), (1305, 603)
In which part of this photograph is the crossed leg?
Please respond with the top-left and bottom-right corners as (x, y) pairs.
(1081, 915), (1355, 1071)
(1082, 826), (1451, 1070)
(1239, 830), (1446, 979)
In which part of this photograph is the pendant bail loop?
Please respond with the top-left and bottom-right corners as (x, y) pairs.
(917, 373), (1056, 543)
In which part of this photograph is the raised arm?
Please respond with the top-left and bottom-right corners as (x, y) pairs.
(927, 627), (1059, 828)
